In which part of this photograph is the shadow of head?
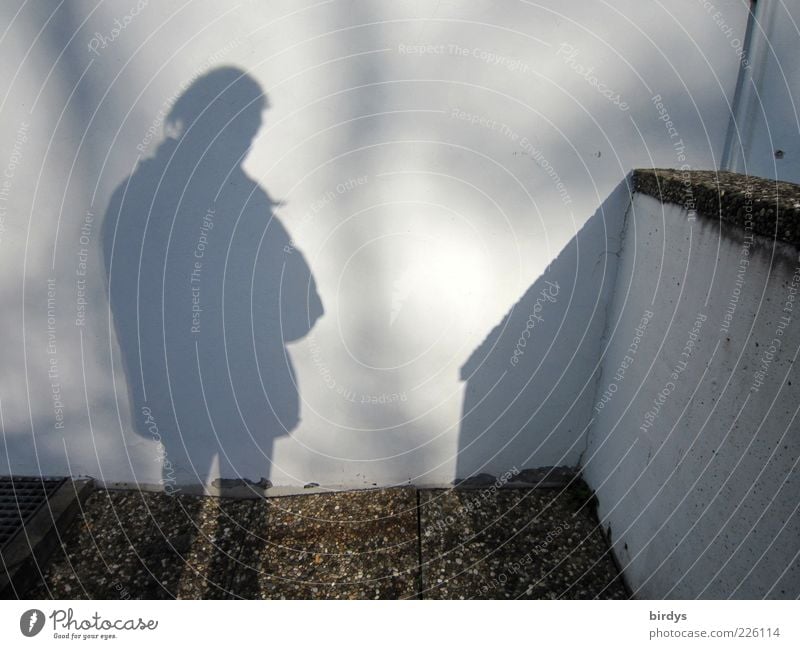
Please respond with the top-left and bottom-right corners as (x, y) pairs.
(166, 66), (268, 163)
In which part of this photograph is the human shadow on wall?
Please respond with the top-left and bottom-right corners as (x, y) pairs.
(456, 183), (629, 481)
(102, 67), (323, 490)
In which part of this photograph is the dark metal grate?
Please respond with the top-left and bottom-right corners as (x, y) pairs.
(0, 477), (65, 547)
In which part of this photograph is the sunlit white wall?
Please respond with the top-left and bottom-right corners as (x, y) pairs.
(0, 0), (749, 487)
(584, 191), (800, 598)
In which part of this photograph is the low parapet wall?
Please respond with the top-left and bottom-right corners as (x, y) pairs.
(583, 169), (800, 598)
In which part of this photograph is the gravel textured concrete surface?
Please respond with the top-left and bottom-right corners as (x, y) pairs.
(21, 484), (627, 599)
(420, 488), (626, 599)
(633, 169), (800, 246)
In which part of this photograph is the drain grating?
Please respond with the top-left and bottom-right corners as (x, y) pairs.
(0, 477), (66, 548)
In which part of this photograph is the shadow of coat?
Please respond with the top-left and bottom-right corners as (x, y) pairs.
(102, 67), (323, 488)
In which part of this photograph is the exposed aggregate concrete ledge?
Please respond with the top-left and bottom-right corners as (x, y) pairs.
(20, 485), (625, 600)
(633, 169), (800, 247)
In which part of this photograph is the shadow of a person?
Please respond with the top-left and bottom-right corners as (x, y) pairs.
(102, 67), (323, 492)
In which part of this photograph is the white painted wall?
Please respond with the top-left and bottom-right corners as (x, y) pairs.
(723, 0), (800, 182)
(583, 192), (800, 598)
(0, 1), (751, 488)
